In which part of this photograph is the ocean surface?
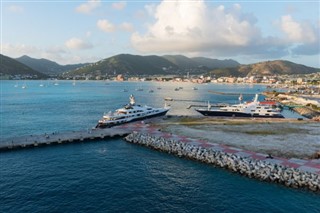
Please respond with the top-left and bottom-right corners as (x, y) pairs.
(1, 80), (319, 212)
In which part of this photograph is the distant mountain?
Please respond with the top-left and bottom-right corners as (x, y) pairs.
(16, 55), (88, 75)
(66, 54), (178, 76)
(66, 54), (240, 76)
(209, 60), (320, 77)
(191, 57), (240, 69)
(0, 54), (47, 78)
(162, 55), (240, 69)
(162, 55), (199, 68)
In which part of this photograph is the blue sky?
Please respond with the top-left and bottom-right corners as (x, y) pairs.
(1, 0), (319, 67)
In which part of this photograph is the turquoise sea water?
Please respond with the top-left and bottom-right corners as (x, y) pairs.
(1, 80), (318, 212)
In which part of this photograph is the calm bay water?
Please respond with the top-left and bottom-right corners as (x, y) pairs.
(1, 80), (318, 212)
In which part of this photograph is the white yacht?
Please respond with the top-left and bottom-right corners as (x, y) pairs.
(96, 95), (170, 128)
(196, 94), (284, 118)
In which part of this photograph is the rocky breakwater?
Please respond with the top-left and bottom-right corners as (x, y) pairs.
(124, 132), (320, 192)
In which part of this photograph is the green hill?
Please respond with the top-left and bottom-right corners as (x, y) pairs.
(191, 57), (240, 69)
(66, 54), (241, 77)
(162, 55), (240, 69)
(162, 55), (199, 68)
(16, 55), (88, 75)
(209, 60), (320, 77)
(66, 54), (178, 76)
(0, 54), (47, 79)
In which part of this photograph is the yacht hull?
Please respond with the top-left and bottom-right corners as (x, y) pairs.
(96, 109), (169, 128)
(196, 109), (285, 118)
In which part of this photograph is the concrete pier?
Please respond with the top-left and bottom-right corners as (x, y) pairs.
(0, 127), (131, 151)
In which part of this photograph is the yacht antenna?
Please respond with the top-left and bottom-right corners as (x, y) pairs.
(253, 94), (259, 103)
(129, 95), (135, 105)
(239, 94), (243, 104)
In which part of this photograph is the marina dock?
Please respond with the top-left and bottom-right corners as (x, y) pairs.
(0, 127), (131, 151)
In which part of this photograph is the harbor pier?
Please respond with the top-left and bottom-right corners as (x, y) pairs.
(0, 127), (131, 151)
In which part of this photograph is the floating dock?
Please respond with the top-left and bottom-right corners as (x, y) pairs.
(0, 127), (131, 151)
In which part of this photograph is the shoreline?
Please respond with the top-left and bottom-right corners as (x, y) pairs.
(120, 116), (320, 191)
(124, 131), (320, 192)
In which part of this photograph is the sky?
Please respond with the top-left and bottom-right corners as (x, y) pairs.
(1, 0), (320, 67)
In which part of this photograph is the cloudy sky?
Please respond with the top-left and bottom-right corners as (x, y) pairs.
(2, 0), (319, 67)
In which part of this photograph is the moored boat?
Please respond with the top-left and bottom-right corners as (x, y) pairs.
(196, 94), (284, 118)
(96, 95), (170, 128)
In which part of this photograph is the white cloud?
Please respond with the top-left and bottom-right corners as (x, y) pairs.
(112, 1), (127, 10)
(65, 38), (93, 50)
(2, 43), (66, 64)
(2, 43), (40, 57)
(280, 15), (317, 43)
(6, 5), (24, 13)
(1, 43), (100, 65)
(45, 46), (66, 54)
(119, 22), (134, 32)
(97, 19), (134, 33)
(76, 0), (101, 14)
(97, 19), (116, 32)
(131, 0), (261, 55)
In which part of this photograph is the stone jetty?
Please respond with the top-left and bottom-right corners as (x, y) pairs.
(125, 132), (320, 192)
(0, 128), (130, 151)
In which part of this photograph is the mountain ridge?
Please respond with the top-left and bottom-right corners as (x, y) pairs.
(0, 54), (48, 78)
(16, 55), (88, 75)
(209, 60), (320, 77)
(2, 53), (319, 78)
(65, 54), (241, 76)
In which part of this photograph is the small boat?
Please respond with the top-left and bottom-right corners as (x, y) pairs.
(123, 89), (128, 92)
(195, 94), (284, 118)
(136, 88), (143, 91)
(96, 95), (170, 128)
(174, 88), (179, 91)
(53, 79), (59, 86)
(149, 89), (154, 93)
(21, 82), (27, 89)
(192, 87), (198, 90)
